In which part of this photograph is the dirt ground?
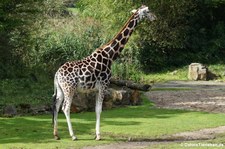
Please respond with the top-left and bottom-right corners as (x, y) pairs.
(146, 80), (225, 113)
(83, 81), (225, 149)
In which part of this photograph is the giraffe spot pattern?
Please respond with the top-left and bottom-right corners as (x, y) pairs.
(56, 10), (139, 91)
(128, 20), (134, 28)
(124, 29), (129, 36)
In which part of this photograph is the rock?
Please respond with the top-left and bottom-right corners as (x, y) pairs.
(112, 89), (131, 106)
(71, 89), (97, 113)
(103, 101), (113, 110)
(18, 103), (31, 114)
(30, 105), (51, 115)
(188, 63), (219, 81)
(71, 88), (142, 113)
(188, 63), (207, 81)
(130, 90), (141, 105)
(207, 70), (219, 80)
(3, 105), (17, 117)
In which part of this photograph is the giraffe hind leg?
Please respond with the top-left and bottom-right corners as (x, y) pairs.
(62, 89), (77, 141)
(52, 84), (64, 140)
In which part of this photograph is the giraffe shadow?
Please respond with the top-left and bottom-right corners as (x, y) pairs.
(0, 116), (54, 144)
(0, 113), (96, 144)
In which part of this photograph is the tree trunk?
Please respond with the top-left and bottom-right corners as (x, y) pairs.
(110, 78), (151, 91)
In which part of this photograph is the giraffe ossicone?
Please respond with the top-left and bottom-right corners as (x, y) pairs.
(52, 5), (156, 141)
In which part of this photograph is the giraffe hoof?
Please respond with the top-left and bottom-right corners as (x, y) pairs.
(54, 135), (60, 140)
(72, 136), (77, 141)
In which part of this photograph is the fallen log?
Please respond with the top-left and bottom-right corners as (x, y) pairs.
(110, 78), (151, 91)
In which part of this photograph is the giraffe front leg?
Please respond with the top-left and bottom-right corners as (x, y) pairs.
(95, 102), (102, 140)
(95, 89), (104, 140)
(62, 98), (77, 141)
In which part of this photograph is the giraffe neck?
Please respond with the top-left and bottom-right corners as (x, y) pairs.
(101, 12), (140, 60)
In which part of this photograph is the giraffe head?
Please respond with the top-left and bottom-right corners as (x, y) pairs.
(132, 5), (156, 21)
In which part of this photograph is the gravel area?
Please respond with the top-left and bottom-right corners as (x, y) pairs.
(146, 81), (225, 113)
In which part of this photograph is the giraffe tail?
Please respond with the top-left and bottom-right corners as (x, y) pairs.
(52, 74), (58, 126)
(52, 94), (57, 126)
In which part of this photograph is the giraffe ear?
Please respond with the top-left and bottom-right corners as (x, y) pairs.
(131, 9), (137, 14)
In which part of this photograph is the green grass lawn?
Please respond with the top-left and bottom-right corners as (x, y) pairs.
(1, 99), (225, 149)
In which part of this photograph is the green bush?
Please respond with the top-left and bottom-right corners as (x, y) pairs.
(31, 16), (104, 76)
(138, 0), (225, 71)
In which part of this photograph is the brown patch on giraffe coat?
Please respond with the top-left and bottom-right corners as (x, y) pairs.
(86, 76), (91, 82)
(97, 55), (102, 62)
(117, 34), (123, 41)
(87, 65), (94, 72)
(101, 64), (107, 71)
(93, 53), (97, 57)
(128, 20), (135, 28)
(121, 38), (127, 45)
(83, 60), (88, 65)
(64, 71), (68, 76)
(108, 49), (114, 58)
(62, 65), (67, 70)
(114, 43), (120, 51)
(124, 29), (129, 36)
(100, 72), (107, 80)
(102, 58), (108, 65)
(68, 67), (73, 72)
(85, 71), (91, 77)
(91, 58), (96, 62)
(95, 69), (100, 77)
(91, 74), (96, 81)
(104, 47), (111, 52)
(102, 51), (108, 58)
(79, 70), (83, 76)
(111, 40), (117, 47)
(90, 62), (96, 68)
(96, 63), (101, 70)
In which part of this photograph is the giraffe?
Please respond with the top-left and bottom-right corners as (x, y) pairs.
(52, 5), (156, 141)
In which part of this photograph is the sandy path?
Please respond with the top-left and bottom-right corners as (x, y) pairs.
(146, 81), (225, 113)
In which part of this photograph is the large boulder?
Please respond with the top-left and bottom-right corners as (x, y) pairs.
(188, 63), (219, 81)
(188, 63), (208, 81)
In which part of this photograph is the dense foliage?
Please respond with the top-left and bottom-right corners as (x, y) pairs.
(0, 0), (225, 80)
(139, 0), (225, 71)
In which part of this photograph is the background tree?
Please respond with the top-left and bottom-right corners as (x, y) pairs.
(0, 0), (225, 80)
